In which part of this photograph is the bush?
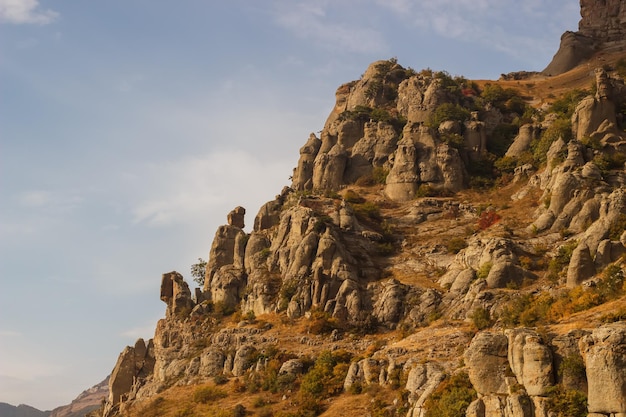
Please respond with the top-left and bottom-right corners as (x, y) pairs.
(429, 103), (471, 129)
(546, 386), (587, 417)
(470, 307), (493, 330)
(478, 210), (501, 230)
(532, 117), (572, 165)
(547, 241), (578, 281)
(213, 374), (229, 385)
(193, 386), (227, 404)
(558, 355), (587, 387)
(299, 350), (351, 406)
(446, 237), (467, 254)
(549, 89), (588, 118)
(424, 372), (477, 417)
(306, 310), (340, 335)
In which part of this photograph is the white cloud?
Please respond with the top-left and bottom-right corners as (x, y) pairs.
(270, 0), (386, 54)
(16, 189), (83, 212)
(129, 150), (292, 227)
(0, 0), (58, 25)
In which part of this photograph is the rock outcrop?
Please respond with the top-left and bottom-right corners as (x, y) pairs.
(544, 0), (626, 75)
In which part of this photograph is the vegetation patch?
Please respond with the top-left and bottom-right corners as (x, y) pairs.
(424, 372), (477, 417)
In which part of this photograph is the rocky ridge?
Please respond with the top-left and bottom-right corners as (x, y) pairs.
(96, 4), (626, 417)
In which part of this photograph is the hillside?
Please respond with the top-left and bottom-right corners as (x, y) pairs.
(91, 3), (626, 417)
(0, 403), (50, 417)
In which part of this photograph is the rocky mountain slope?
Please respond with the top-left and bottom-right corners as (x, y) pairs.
(93, 3), (626, 417)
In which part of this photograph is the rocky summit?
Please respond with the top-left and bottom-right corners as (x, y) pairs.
(93, 2), (626, 417)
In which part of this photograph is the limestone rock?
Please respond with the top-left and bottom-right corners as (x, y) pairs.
(279, 359), (304, 376)
(579, 322), (626, 414)
(199, 348), (226, 377)
(405, 363), (445, 417)
(105, 338), (155, 414)
(204, 225), (247, 287)
(312, 143), (348, 190)
(384, 136), (419, 201)
(292, 134), (322, 191)
(465, 331), (509, 395)
(227, 206), (246, 229)
(566, 243), (596, 287)
(372, 279), (406, 326)
(160, 272), (194, 318)
(232, 345), (256, 377)
(506, 124), (541, 157)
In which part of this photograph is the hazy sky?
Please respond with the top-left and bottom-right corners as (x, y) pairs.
(0, 0), (580, 410)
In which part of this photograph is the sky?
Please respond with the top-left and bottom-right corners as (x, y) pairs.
(0, 0), (580, 410)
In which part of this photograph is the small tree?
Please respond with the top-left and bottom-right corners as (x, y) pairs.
(191, 258), (207, 287)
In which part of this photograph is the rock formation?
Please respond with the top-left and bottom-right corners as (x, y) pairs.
(97, 4), (626, 414)
(544, 0), (626, 75)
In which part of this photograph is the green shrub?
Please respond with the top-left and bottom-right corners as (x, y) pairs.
(213, 374), (229, 385)
(429, 103), (471, 129)
(545, 386), (587, 417)
(548, 89), (588, 118)
(558, 355), (587, 387)
(446, 237), (467, 254)
(353, 201), (382, 222)
(470, 307), (493, 330)
(547, 241), (578, 281)
(532, 117), (572, 165)
(476, 262), (493, 280)
(299, 350), (350, 401)
(424, 372), (477, 417)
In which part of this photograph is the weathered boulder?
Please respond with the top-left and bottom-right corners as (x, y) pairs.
(279, 359), (304, 376)
(566, 243), (596, 287)
(312, 143), (348, 190)
(579, 322), (626, 414)
(232, 345), (256, 377)
(160, 272), (194, 318)
(199, 348), (226, 377)
(292, 134), (322, 191)
(345, 121), (398, 183)
(465, 332), (509, 395)
(405, 363), (445, 417)
(385, 136), (419, 201)
(105, 338), (155, 413)
(227, 206), (246, 229)
(506, 124), (541, 157)
(204, 225), (247, 287)
(372, 279), (406, 326)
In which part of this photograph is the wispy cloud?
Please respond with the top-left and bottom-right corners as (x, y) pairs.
(0, 0), (58, 25)
(129, 150), (292, 227)
(16, 189), (83, 211)
(375, 0), (576, 62)
(270, 0), (386, 54)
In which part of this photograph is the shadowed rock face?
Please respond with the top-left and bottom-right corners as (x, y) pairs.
(543, 0), (626, 75)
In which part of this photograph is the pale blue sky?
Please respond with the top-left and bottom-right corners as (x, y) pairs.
(0, 0), (579, 410)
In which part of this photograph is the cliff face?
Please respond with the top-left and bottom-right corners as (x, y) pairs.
(543, 0), (626, 75)
(97, 4), (626, 417)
